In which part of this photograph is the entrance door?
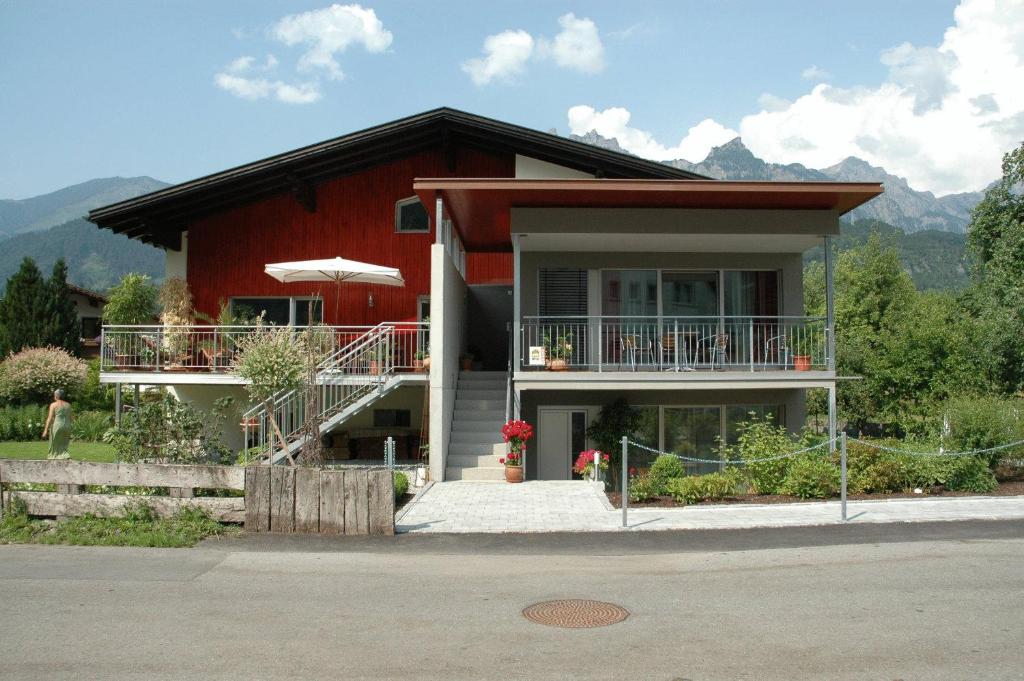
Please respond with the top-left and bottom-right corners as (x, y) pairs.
(466, 285), (513, 371)
(538, 408), (588, 480)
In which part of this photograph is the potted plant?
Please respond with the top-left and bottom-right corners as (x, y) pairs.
(159, 277), (195, 369)
(543, 332), (573, 371)
(500, 419), (533, 484)
(103, 273), (159, 370)
(573, 449), (610, 482)
(460, 352), (474, 371)
(789, 331), (813, 371)
(368, 344), (388, 375)
(413, 350), (427, 372)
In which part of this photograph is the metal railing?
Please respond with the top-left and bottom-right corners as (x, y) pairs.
(100, 323), (428, 374)
(519, 315), (828, 372)
(242, 324), (404, 463)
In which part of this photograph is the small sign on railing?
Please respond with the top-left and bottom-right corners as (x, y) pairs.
(527, 346), (547, 367)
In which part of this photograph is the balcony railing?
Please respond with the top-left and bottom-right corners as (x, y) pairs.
(520, 316), (828, 373)
(100, 323), (429, 374)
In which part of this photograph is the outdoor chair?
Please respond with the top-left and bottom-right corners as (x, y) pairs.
(619, 334), (652, 371)
(696, 332), (730, 370)
(763, 331), (788, 369)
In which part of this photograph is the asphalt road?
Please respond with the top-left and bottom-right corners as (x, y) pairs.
(1, 521), (1022, 680)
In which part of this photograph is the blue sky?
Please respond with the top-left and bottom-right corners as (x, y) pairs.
(2, 0), (1020, 198)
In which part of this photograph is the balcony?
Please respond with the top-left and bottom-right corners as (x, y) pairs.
(100, 323), (429, 376)
(519, 316), (828, 374)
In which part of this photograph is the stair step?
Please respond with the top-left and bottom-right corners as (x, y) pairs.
(452, 410), (505, 423)
(447, 452), (504, 467)
(448, 442), (506, 457)
(450, 431), (504, 444)
(455, 399), (506, 411)
(452, 419), (503, 432)
(459, 371), (506, 379)
(456, 390), (504, 401)
(445, 466), (506, 481)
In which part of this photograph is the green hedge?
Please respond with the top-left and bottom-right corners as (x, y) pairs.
(0, 405), (113, 442)
(393, 471), (409, 500)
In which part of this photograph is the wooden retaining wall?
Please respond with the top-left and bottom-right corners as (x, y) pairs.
(244, 467), (394, 536)
(0, 460), (245, 522)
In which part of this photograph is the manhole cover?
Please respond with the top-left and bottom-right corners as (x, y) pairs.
(522, 599), (629, 628)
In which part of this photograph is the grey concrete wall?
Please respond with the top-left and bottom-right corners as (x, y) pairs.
(519, 251), (805, 317)
(429, 244), (467, 481)
(167, 384), (251, 453)
(511, 207), (840, 236)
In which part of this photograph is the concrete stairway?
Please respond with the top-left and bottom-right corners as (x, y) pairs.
(445, 371), (508, 481)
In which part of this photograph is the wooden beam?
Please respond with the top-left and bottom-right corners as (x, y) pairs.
(0, 460), (245, 490)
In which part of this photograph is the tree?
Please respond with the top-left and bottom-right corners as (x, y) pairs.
(0, 257), (49, 356)
(103, 273), (158, 325)
(966, 142), (1024, 392)
(43, 259), (82, 356)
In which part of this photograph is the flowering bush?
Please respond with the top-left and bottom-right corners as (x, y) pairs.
(501, 419), (533, 466)
(0, 346), (87, 405)
(573, 449), (609, 479)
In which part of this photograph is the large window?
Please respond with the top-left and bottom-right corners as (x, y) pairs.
(664, 407), (723, 474)
(598, 269), (779, 318)
(395, 196), (430, 233)
(231, 297), (323, 326)
(662, 271), (718, 317)
(601, 270), (657, 316)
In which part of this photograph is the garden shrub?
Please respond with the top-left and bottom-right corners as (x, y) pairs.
(0, 346), (87, 405)
(941, 395), (1024, 466)
(70, 411), (114, 442)
(103, 394), (234, 464)
(730, 417), (800, 494)
(648, 454), (685, 495)
(0, 405), (48, 440)
(944, 456), (998, 493)
(665, 469), (743, 504)
(76, 359), (115, 411)
(393, 471), (409, 499)
(781, 455), (840, 499)
(627, 473), (658, 502)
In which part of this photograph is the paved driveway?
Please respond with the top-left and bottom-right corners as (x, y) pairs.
(397, 480), (1024, 533)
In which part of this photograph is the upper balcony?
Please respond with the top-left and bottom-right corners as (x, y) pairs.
(519, 315), (827, 374)
(99, 322), (428, 384)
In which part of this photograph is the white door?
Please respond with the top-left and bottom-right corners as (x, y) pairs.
(538, 409), (588, 480)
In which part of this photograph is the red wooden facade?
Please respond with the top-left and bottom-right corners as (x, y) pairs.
(185, 146), (514, 324)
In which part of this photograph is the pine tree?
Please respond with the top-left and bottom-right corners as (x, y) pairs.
(44, 259), (82, 356)
(0, 257), (49, 355)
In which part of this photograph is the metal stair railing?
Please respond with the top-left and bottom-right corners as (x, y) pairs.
(242, 324), (396, 463)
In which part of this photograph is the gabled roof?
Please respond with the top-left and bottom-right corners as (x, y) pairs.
(88, 107), (704, 248)
(67, 283), (107, 304)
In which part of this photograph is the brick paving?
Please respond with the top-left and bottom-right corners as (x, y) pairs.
(396, 480), (1024, 533)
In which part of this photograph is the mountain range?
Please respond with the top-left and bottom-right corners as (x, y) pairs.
(572, 133), (985, 234)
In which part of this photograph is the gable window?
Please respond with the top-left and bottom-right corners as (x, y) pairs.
(395, 196), (430, 233)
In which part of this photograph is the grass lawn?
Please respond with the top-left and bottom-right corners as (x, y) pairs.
(0, 441), (116, 462)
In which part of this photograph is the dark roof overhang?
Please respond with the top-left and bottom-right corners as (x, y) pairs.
(88, 107), (704, 248)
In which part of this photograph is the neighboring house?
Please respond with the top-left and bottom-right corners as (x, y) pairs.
(68, 283), (106, 357)
(88, 107), (881, 481)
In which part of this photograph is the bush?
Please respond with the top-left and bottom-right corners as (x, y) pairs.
(666, 469), (743, 504)
(0, 405), (47, 440)
(0, 346), (87, 405)
(648, 454), (685, 495)
(76, 359), (114, 411)
(729, 417), (801, 495)
(941, 395), (1024, 466)
(103, 394), (234, 464)
(393, 471), (409, 499)
(627, 473), (658, 502)
(103, 273), (158, 325)
(781, 455), (840, 499)
(945, 456), (998, 493)
(71, 410), (114, 442)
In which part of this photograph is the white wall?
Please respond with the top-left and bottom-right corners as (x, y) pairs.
(428, 243), (467, 481)
(514, 155), (594, 179)
(165, 231), (188, 280)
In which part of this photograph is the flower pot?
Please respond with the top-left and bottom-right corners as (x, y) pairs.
(413, 359), (425, 372)
(548, 358), (568, 372)
(505, 465), (524, 483)
(369, 360), (381, 375)
(793, 355), (812, 371)
(422, 356), (431, 371)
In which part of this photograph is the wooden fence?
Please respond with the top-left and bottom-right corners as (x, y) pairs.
(244, 467), (394, 536)
(0, 461), (395, 536)
(0, 459), (245, 522)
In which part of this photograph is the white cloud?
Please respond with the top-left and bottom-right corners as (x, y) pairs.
(567, 105), (738, 162)
(214, 55), (321, 104)
(463, 13), (604, 86)
(271, 3), (392, 81)
(800, 65), (832, 81)
(568, 0), (1024, 194)
(461, 30), (535, 85)
(546, 13), (604, 74)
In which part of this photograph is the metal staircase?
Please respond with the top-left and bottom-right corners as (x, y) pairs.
(242, 324), (403, 464)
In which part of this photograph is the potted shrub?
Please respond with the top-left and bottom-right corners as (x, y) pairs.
(573, 449), (610, 482)
(460, 352), (474, 371)
(413, 350), (427, 372)
(789, 332), (813, 371)
(500, 419), (533, 484)
(103, 273), (158, 370)
(543, 332), (573, 371)
(368, 344), (388, 375)
(159, 278), (195, 369)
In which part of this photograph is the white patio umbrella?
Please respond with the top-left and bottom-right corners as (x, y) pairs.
(264, 257), (405, 322)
